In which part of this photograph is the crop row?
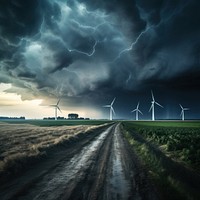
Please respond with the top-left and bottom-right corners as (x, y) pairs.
(123, 122), (200, 171)
(122, 123), (200, 200)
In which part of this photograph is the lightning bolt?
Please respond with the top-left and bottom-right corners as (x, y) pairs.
(67, 20), (109, 57)
(111, 1), (188, 63)
(110, 1), (189, 63)
(0, 35), (20, 47)
(64, 2), (112, 58)
(111, 26), (152, 62)
(68, 40), (98, 57)
(70, 19), (107, 34)
(126, 72), (132, 85)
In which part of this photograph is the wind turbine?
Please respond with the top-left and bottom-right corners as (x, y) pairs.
(50, 99), (62, 120)
(131, 102), (143, 120)
(103, 97), (116, 120)
(179, 104), (189, 121)
(149, 91), (163, 121)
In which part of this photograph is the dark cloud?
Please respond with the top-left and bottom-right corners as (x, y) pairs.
(0, 0), (43, 41)
(0, 0), (200, 118)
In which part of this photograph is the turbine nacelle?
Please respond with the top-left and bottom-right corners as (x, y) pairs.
(131, 102), (143, 121)
(179, 104), (189, 121)
(50, 99), (62, 120)
(149, 91), (163, 121)
(103, 97), (116, 120)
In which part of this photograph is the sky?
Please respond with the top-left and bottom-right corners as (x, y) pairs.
(0, 0), (200, 120)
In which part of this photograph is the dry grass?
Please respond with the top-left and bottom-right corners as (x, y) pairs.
(0, 122), (107, 176)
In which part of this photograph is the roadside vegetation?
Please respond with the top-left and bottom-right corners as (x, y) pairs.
(122, 121), (200, 200)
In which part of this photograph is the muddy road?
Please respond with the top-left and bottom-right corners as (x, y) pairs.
(0, 123), (158, 200)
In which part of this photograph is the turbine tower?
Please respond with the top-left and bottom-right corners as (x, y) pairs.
(50, 99), (62, 120)
(103, 97), (116, 120)
(131, 102), (143, 120)
(149, 91), (163, 121)
(180, 104), (189, 121)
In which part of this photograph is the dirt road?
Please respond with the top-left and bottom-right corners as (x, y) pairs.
(0, 123), (158, 200)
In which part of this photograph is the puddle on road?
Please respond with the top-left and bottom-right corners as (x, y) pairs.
(106, 125), (131, 200)
(20, 126), (113, 200)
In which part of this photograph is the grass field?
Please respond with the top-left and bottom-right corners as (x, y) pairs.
(0, 119), (110, 127)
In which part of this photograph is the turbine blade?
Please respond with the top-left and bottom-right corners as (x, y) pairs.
(138, 109), (143, 115)
(111, 97), (116, 106)
(131, 109), (137, 113)
(111, 107), (116, 115)
(57, 106), (62, 113)
(155, 101), (163, 108)
(103, 105), (110, 108)
(184, 108), (189, 110)
(149, 104), (153, 112)
(151, 90), (155, 101)
(137, 102), (140, 109)
(57, 99), (61, 106)
(179, 104), (183, 109)
(50, 105), (56, 107)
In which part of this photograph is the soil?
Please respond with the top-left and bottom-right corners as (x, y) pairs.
(0, 123), (158, 200)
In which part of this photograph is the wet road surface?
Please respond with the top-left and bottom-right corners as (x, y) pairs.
(0, 123), (158, 200)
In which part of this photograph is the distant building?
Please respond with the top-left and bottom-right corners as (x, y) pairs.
(57, 116), (64, 120)
(43, 117), (55, 120)
(43, 116), (65, 120)
(0, 116), (25, 120)
(68, 113), (79, 119)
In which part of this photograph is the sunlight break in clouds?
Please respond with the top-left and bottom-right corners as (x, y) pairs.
(0, 83), (50, 119)
(0, 83), (103, 119)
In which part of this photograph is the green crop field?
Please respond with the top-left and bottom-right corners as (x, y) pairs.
(122, 120), (200, 200)
(123, 120), (200, 169)
(124, 120), (200, 128)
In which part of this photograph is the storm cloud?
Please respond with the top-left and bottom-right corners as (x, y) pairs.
(0, 0), (200, 118)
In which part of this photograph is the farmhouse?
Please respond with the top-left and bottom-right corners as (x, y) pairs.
(68, 113), (79, 119)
